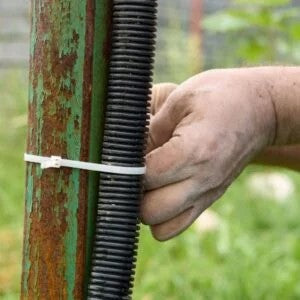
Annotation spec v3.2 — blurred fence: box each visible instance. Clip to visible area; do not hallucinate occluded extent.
[0,0,227,71]
[155,0,229,81]
[202,0,229,69]
[0,0,30,68]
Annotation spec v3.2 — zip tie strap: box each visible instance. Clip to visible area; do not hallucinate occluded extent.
[24,153,146,175]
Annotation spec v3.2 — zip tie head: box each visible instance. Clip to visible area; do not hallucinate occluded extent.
[41,156,62,169]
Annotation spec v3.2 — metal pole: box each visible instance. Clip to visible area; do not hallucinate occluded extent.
[189,0,203,36]
[188,0,203,73]
[21,1,112,298]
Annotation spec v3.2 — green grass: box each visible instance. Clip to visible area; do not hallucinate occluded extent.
[0,70,27,299]
[1,70,300,299]
[134,169,300,300]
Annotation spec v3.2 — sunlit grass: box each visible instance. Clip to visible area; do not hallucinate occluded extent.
[0,70,27,299]
[0,228,22,299]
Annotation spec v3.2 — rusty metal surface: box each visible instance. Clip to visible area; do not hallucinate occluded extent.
[21,1,112,299]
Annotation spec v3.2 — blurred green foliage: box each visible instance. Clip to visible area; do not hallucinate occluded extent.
[154,7,201,83]
[0,70,26,299]
[134,168,300,299]
[0,71,27,228]
[203,0,300,66]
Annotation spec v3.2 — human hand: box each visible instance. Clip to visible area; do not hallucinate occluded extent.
[141,69,276,241]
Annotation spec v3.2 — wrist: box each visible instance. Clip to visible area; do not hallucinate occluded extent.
[249,70,277,147]
[252,67,300,145]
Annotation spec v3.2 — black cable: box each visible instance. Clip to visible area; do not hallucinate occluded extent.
[87,1,157,299]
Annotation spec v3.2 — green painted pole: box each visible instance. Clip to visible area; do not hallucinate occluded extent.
[21,1,112,298]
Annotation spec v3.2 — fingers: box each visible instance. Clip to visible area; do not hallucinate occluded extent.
[147,187,227,241]
[145,131,193,190]
[146,122,205,190]
[150,207,197,241]
[140,179,196,225]
[150,83,178,115]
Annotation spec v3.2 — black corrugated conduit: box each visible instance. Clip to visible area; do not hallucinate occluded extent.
[87,0,157,299]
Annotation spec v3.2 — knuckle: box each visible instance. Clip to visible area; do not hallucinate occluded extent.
[167,91,194,119]
[189,136,219,165]
[205,135,220,157]
[146,129,157,153]
[140,207,151,225]
[204,168,225,190]
[151,228,165,242]
[139,199,152,225]
[211,174,225,189]
[140,196,162,226]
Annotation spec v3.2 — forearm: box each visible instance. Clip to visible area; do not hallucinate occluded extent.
[249,67,300,170]
[254,145,300,171]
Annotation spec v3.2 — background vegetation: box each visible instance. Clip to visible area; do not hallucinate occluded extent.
[1,0,300,299]
[203,0,300,68]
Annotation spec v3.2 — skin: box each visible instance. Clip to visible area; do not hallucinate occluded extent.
[141,67,300,241]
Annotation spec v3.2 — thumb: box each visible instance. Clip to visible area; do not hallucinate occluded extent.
[147,88,188,153]
[151,83,178,115]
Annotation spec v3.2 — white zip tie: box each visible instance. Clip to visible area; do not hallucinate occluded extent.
[24,153,146,175]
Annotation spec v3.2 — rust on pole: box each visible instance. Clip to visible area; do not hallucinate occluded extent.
[21,1,112,298]
[189,0,203,36]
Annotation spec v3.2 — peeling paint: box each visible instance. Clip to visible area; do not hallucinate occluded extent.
[21,0,112,299]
